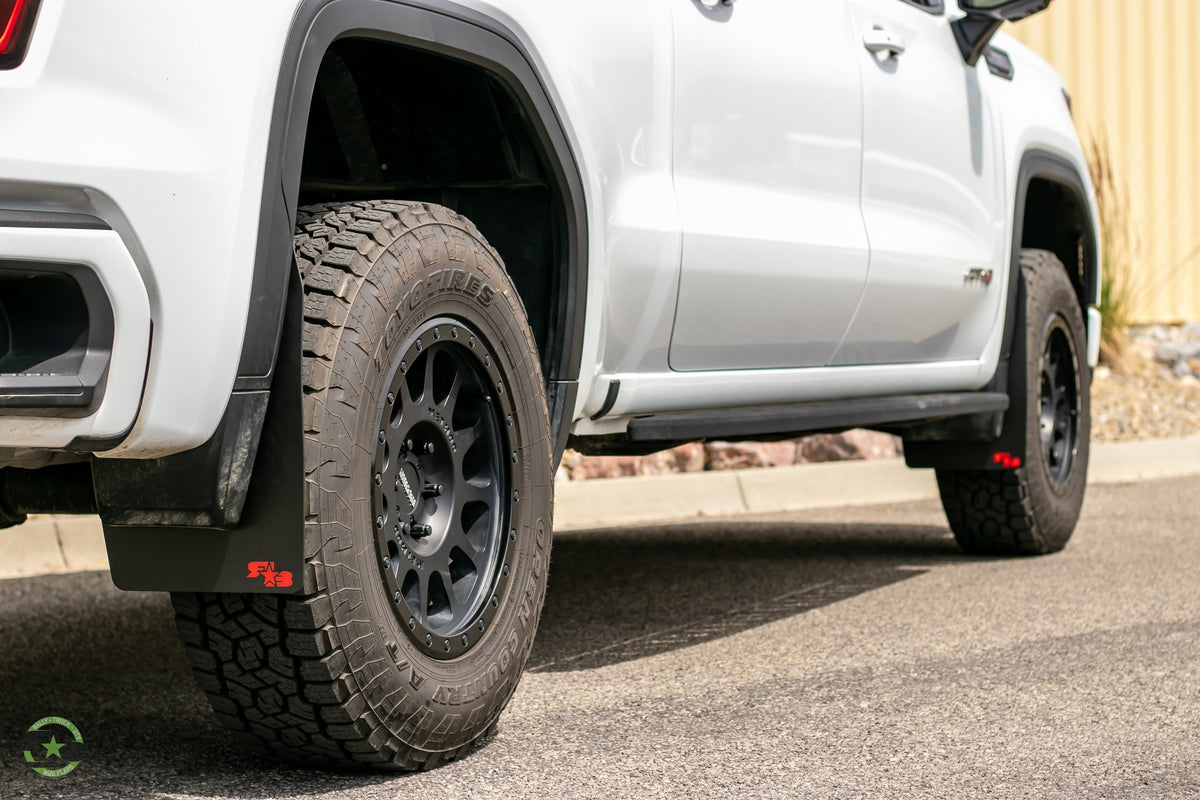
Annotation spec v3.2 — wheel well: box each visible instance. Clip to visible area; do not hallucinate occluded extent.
[297,37,571,386]
[1020,176,1096,310]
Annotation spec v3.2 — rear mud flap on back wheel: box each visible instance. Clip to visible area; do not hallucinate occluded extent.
[103,276,306,595]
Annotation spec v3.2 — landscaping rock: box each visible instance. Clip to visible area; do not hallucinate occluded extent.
[641,442,707,475]
[704,441,798,470]
[797,430,903,463]
[1154,341,1200,363]
[564,442,705,480]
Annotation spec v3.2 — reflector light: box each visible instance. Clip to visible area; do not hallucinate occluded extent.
[0,0,39,68]
[992,452,1021,469]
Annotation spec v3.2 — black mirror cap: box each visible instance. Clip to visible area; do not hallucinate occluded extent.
[953,0,1052,67]
[958,0,1051,21]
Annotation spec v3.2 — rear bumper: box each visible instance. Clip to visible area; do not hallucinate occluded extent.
[0,220,151,448]
[0,0,296,459]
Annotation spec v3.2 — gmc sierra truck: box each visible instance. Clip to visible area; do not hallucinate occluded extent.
[0,0,1098,770]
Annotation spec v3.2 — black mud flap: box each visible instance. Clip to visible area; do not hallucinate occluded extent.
[103,277,304,594]
[903,272,1030,472]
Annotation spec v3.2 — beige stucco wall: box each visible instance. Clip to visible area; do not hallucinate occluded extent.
[1011,0,1200,323]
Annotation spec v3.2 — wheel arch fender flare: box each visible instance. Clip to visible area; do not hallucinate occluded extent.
[995,148,1099,383]
[100,0,589,585]
[902,148,1097,471]
[235,0,589,443]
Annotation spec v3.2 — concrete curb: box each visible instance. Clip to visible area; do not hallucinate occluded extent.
[3,437,1199,579]
[558,435,1200,530]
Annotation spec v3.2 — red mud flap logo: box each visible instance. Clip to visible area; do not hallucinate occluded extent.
[246,561,293,588]
[992,452,1022,469]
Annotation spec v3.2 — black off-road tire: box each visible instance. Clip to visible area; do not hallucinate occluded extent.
[171,201,553,769]
[936,249,1090,556]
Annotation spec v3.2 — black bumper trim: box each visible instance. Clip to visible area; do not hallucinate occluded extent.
[0,209,109,230]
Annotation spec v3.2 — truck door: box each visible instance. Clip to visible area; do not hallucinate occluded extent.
[667,0,870,371]
[832,0,1008,366]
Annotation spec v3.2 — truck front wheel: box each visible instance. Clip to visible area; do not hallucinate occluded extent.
[172,201,553,769]
[936,249,1091,556]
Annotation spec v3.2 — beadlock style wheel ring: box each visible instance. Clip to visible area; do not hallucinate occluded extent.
[371,317,515,660]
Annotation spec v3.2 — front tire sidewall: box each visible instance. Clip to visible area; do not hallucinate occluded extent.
[1020,260,1090,550]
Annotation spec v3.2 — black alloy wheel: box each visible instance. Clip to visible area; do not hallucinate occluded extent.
[373,317,512,659]
[1038,315,1079,485]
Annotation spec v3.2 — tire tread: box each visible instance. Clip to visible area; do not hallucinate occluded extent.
[171,200,524,770]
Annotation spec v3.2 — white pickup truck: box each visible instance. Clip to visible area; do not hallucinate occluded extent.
[0,0,1098,769]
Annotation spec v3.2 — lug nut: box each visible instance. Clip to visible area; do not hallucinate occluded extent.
[424,441,435,455]
[422,482,443,498]
[411,523,433,539]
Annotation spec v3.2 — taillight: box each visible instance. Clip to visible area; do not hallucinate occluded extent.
[0,0,40,70]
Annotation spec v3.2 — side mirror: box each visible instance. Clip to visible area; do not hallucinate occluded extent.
[954,0,1052,67]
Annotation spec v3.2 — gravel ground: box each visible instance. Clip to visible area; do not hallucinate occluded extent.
[1093,338,1200,441]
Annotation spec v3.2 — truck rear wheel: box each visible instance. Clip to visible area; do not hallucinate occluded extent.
[936,249,1090,556]
[172,201,553,769]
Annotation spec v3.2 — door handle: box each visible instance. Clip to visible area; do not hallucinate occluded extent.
[862,28,906,57]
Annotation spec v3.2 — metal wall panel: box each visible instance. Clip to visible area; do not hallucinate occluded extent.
[1013,0,1200,323]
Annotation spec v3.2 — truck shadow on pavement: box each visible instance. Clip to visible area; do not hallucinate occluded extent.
[0,517,964,797]
[529,519,962,672]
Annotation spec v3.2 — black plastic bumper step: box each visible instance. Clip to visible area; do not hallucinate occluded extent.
[626,392,1009,442]
[0,375,95,409]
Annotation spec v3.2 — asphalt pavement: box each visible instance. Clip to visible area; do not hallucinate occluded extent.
[1,476,1197,799]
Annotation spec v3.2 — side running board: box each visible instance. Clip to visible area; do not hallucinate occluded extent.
[626,392,1009,443]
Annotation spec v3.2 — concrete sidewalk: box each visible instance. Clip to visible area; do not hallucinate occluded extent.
[3,436,1198,579]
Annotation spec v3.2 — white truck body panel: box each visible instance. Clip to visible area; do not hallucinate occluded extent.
[0,0,1098,454]
[668,0,871,371]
